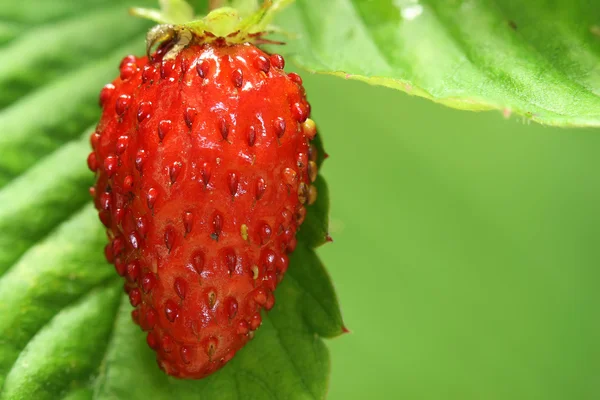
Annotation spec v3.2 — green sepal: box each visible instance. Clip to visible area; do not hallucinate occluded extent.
[131,0,292,51]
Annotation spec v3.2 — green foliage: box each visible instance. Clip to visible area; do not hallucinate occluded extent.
[0,0,342,398]
[276,0,600,127]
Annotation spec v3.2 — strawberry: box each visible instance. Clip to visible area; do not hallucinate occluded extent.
[88,3,320,379]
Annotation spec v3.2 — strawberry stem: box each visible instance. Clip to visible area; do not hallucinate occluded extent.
[130,0,293,59]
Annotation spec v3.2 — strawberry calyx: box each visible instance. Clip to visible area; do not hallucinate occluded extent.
[130,0,292,59]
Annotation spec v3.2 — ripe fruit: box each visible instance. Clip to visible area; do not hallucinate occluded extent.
[88,27,320,378]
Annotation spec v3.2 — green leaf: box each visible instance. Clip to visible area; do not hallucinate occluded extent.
[0,283,122,400]
[0,205,115,391]
[274,0,600,127]
[0,39,146,187]
[298,175,330,248]
[0,0,343,399]
[0,131,94,273]
[0,5,151,109]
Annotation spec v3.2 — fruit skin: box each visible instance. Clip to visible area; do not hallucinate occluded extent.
[89,42,318,379]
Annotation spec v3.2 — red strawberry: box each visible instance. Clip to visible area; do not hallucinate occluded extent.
[89,34,319,378]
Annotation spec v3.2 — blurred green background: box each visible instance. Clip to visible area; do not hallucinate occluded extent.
[303,74,600,399]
